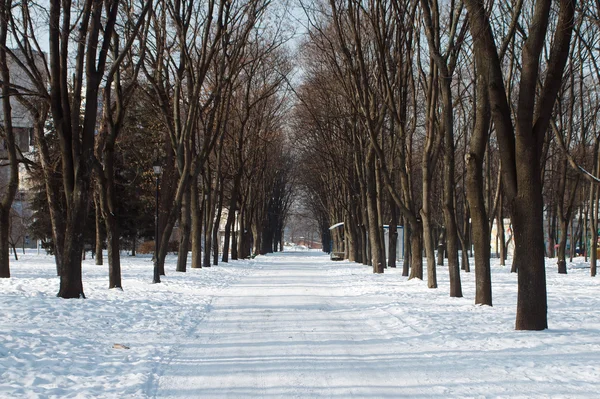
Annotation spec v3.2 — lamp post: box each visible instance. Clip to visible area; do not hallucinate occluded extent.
[153,160,162,283]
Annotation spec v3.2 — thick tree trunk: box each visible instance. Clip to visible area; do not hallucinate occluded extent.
[408,220,423,280]
[512,187,547,330]
[58,187,89,299]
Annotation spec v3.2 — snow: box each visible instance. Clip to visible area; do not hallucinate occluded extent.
[1,251,600,398]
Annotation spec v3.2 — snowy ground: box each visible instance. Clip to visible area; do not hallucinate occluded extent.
[1,250,599,398]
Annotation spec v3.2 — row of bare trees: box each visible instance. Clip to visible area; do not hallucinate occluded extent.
[0,0,294,297]
[293,0,600,330]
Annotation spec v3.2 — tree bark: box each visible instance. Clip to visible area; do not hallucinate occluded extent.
[213,180,224,265]
[466,69,492,306]
[191,177,202,269]
[388,200,398,268]
[176,185,192,272]
[366,148,384,273]
[94,193,103,265]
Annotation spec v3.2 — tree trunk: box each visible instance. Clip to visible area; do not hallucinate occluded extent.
[408,219,423,279]
[222,177,241,263]
[176,185,192,272]
[388,201,398,268]
[366,149,384,273]
[466,69,492,305]
[347,217,358,262]
[590,156,599,277]
[57,187,89,299]
[213,184,224,265]
[403,218,410,276]
[458,206,470,273]
[191,178,202,269]
[11,239,18,261]
[94,193,103,265]
[421,170,436,287]
[548,202,556,258]
[232,209,239,260]
[97,154,122,289]
[375,160,386,267]
[498,194,506,266]
[557,216,568,274]
[440,80,462,298]
[131,234,136,256]
[512,186,547,330]
[203,189,213,268]
[0,209,10,278]
[252,223,261,257]
[105,212,121,289]
[0,16,17,279]
[436,229,445,266]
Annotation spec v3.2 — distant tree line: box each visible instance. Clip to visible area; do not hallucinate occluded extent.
[2,0,599,332]
[292,0,599,330]
[0,0,295,295]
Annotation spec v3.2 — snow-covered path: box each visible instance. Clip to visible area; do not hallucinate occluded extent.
[153,251,600,398]
[154,251,405,398]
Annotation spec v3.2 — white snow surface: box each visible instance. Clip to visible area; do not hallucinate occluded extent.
[1,250,600,398]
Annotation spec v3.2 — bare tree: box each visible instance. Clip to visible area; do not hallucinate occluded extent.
[95,0,152,289]
[463,0,576,329]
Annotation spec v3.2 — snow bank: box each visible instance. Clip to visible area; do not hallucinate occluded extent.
[0,252,256,398]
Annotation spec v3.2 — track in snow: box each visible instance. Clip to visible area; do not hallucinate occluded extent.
[153,252,409,398]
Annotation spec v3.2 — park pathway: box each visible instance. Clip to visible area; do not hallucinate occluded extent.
[152,251,421,398]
